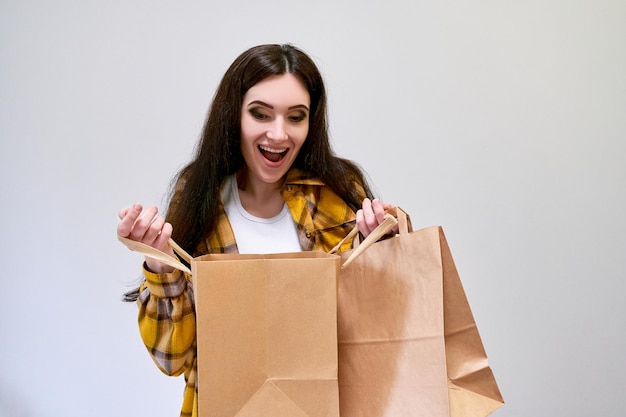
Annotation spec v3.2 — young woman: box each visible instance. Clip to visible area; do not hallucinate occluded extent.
[117,43,394,417]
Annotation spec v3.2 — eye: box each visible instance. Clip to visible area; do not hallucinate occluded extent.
[250,108,269,120]
[288,112,307,123]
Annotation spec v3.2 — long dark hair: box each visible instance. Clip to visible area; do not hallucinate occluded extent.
[165,44,374,256]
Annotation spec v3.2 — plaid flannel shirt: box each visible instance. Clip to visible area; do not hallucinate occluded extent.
[137,168,363,417]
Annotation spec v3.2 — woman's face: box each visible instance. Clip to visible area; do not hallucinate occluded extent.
[240,73,310,187]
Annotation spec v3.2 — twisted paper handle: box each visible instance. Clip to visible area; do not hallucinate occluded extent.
[117,235,192,274]
[118,208,407,272]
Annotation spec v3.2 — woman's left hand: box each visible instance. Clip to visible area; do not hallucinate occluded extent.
[356,198,398,238]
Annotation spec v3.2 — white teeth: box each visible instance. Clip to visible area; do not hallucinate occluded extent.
[259,146,287,154]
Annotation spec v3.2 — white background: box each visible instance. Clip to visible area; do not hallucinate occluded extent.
[1,1,624,416]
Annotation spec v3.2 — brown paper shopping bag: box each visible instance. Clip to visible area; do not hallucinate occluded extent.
[335,208,504,417]
[117,235,342,417]
[192,252,341,417]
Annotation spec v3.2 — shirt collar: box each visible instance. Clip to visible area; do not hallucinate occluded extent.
[284,168,325,186]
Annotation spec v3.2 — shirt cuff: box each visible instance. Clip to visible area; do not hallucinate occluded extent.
[142,263,188,298]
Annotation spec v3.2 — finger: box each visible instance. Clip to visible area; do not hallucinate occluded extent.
[118,203,143,220]
[361,198,378,231]
[153,222,174,253]
[129,206,159,241]
[144,222,175,273]
[117,204,143,237]
[355,208,365,233]
[118,207,129,220]
[381,202,399,233]
[380,202,399,234]
[358,198,378,236]
[143,216,166,245]
[371,199,387,224]
[356,208,373,238]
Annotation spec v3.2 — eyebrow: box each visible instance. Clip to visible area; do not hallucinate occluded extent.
[247,100,309,111]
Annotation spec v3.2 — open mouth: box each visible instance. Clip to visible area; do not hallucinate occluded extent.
[259,145,288,163]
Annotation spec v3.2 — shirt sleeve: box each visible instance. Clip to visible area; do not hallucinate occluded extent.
[136,264,196,377]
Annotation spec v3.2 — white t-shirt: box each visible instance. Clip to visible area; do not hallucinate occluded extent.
[221,175,302,254]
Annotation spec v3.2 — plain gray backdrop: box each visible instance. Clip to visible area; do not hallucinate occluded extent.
[1,1,624,416]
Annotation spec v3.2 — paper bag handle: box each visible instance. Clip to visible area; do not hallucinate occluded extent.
[340,214,398,268]
[385,206,412,235]
[118,207,409,273]
[117,235,193,274]
[331,207,412,269]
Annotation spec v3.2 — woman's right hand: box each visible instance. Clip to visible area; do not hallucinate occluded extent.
[117,204,176,274]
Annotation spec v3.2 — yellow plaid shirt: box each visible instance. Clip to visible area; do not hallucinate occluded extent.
[137,169,363,417]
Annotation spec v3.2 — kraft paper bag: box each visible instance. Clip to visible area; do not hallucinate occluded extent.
[193,252,341,417]
[116,237,342,417]
[336,208,504,417]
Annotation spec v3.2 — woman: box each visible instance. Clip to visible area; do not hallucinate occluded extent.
[118,43,394,417]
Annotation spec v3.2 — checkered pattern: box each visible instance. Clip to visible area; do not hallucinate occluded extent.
[137,168,363,417]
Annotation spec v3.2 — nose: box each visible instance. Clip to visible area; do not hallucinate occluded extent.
[266,118,288,141]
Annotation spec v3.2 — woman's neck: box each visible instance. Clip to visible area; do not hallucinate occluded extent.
[236,171,286,218]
